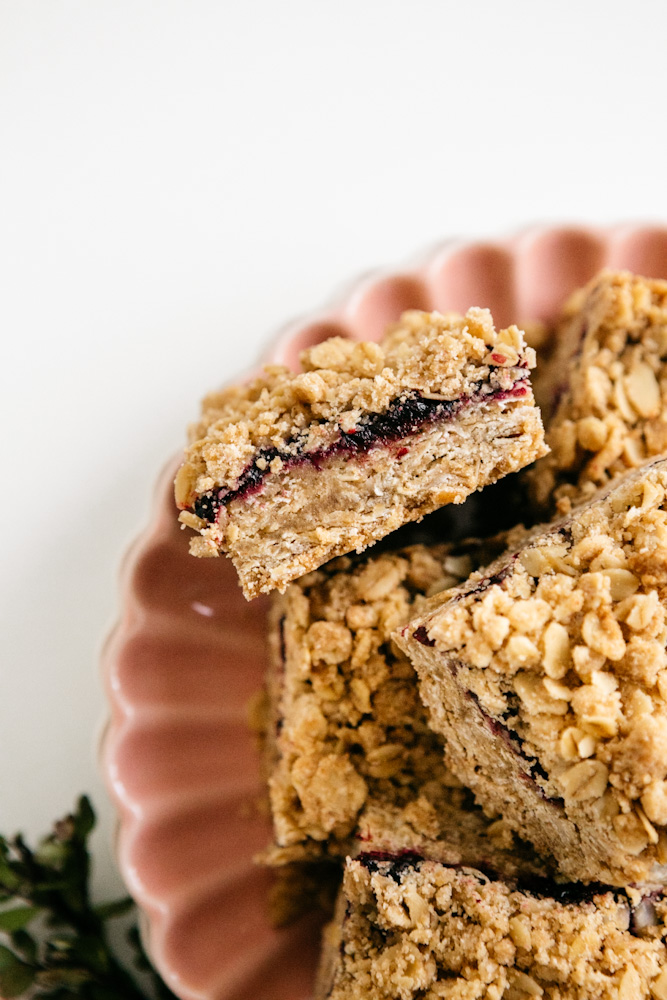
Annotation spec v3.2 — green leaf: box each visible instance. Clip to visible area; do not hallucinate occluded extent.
[10,929,37,964]
[0,944,35,998]
[0,798,179,999]
[94,897,134,921]
[0,857,20,892]
[32,878,70,895]
[67,933,110,975]
[34,839,70,871]
[72,797,96,842]
[0,906,41,932]
[60,883,88,917]
[45,934,74,955]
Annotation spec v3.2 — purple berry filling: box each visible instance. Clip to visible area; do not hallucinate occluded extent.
[190,383,529,522]
[275,615,286,736]
[460,557,517,598]
[358,851,427,882]
[413,622,562,803]
[413,626,435,647]
[463,687,562,806]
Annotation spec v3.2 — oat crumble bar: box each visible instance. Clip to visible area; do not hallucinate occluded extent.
[317,856,667,1000]
[530,270,667,515]
[397,458,667,886]
[260,537,543,873]
[175,308,546,598]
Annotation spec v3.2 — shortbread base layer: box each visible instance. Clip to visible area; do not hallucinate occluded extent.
[223,399,544,598]
[316,857,667,1000]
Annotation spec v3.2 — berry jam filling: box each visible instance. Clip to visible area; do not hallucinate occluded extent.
[190,383,529,522]
[464,688,563,806]
[516,876,623,906]
[462,558,517,598]
[359,851,426,882]
[413,626,435,647]
[275,615,286,736]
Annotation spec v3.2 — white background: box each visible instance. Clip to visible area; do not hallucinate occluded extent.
[1,0,666,927]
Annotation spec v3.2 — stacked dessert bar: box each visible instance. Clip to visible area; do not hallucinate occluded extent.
[178,272,667,998]
[176,307,546,598]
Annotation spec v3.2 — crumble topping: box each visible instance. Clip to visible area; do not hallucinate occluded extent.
[175,308,535,508]
[266,540,508,850]
[531,270,667,514]
[324,858,667,1000]
[412,461,667,859]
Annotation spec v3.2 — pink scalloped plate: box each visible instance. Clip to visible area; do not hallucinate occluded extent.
[101,223,667,1000]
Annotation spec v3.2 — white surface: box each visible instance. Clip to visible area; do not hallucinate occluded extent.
[1,0,666,918]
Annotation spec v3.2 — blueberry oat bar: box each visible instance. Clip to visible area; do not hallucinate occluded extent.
[530,270,667,516]
[397,458,667,885]
[261,537,528,869]
[317,855,667,1000]
[175,308,546,598]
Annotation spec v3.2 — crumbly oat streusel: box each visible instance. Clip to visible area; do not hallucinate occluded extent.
[261,538,536,870]
[317,858,667,1000]
[530,270,667,515]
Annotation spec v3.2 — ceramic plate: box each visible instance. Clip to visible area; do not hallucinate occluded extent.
[101,223,667,1000]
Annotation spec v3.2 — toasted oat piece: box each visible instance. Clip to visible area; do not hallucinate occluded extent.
[260,538,538,872]
[317,856,667,1000]
[397,458,667,886]
[530,270,667,515]
[175,308,546,598]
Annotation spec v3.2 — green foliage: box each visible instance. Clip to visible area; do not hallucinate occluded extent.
[0,797,178,999]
